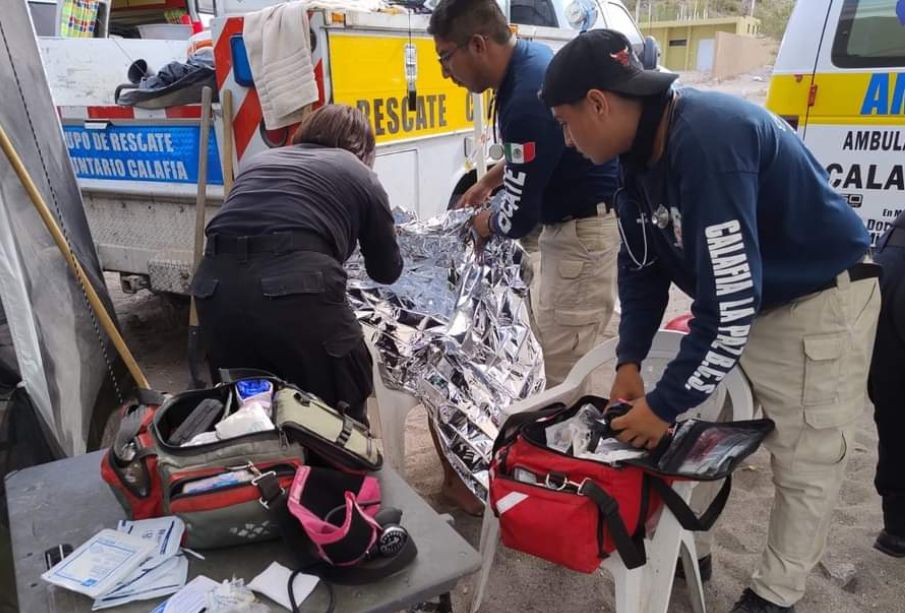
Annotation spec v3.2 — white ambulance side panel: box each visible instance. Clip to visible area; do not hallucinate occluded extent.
[814,126,905,244]
[807,0,905,245]
[374,148,419,213]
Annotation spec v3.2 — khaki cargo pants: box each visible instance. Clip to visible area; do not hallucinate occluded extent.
[527,206,619,387]
[692,270,880,607]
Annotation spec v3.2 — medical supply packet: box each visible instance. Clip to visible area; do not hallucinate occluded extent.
[90,517,188,609]
[41,528,155,598]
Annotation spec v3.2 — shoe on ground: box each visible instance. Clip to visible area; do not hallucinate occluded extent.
[874,529,905,558]
[730,589,795,613]
[674,553,712,582]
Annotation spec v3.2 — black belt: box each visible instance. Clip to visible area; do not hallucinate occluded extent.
[815,261,881,293]
[206,231,335,259]
[550,202,613,225]
[572,208,601,221]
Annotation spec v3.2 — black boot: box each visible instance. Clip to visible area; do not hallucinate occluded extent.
[730,589,795,613]
[674,554,712,582]
[874,529,905,558]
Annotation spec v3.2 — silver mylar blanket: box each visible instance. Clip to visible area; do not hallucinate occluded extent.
[346,208,545,500]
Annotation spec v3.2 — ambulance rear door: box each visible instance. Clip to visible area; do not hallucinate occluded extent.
[803,0,905,245]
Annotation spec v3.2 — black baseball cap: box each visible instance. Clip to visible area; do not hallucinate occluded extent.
[540,29,678,106]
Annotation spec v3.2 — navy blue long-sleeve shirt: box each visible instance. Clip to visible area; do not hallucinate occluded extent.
[490,40,619,238]
[616,88,870,422]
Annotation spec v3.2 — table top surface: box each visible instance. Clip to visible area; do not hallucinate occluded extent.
[5,450,480,613]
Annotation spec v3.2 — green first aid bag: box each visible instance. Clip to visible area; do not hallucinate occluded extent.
[101,370,382,549]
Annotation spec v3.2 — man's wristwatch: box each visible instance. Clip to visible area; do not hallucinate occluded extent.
[615,361,641,372]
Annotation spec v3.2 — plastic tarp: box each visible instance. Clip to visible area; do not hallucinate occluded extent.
[0,1,125,458]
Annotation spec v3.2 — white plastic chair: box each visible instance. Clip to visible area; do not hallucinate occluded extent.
[365,334,421,475]
[469,330,755,613]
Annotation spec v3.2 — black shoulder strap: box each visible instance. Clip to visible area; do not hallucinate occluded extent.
[134,388,166,406]
[648,476,732,532]
[580,480,647,570]
[336,416,354,447]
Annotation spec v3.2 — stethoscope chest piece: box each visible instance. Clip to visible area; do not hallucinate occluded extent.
[653,204,670,229]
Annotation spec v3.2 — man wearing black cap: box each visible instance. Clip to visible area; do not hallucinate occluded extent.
[540,29,881,613]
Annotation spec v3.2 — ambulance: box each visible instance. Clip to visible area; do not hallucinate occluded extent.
[766,0,905,247]
[31,0,656,294]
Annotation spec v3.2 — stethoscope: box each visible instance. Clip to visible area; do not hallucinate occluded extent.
[615,186,653,271]
[487,90,673,271]
[615,179,674,271]
[614,91,686,270]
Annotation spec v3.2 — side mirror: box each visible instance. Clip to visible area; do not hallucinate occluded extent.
[640,35,660,70]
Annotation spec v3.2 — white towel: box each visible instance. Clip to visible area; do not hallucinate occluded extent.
[243,1,318,131]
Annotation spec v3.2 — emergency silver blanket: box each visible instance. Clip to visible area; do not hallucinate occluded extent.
[347,209,545,500]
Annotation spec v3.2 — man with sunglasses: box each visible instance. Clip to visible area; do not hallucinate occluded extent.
[427,0,620,513]
[429,0,620,384]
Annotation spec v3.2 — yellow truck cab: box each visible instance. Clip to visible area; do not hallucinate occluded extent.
[767,0,905,247]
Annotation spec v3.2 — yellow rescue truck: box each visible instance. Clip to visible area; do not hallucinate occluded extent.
[767,0,905,247]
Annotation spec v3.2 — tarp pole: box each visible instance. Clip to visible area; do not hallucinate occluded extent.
[221,88,235,194]
[188,86,213,388]
[472,93,487,180]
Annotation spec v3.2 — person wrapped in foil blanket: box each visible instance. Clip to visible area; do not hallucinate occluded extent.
[346,207,545,501]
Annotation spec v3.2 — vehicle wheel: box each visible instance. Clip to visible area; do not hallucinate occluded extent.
[447,192,464,210]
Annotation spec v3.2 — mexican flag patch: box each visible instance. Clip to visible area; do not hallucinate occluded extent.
[503,142,536,164]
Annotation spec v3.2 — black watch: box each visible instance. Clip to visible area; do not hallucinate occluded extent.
[615,361,641,372]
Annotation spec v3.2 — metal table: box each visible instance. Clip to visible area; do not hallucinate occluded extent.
[6,450,480,612]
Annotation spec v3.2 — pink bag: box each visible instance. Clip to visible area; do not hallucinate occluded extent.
[286,466,382,566]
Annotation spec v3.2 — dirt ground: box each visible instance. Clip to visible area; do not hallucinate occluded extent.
[90,67,904,612]
[677,66,773,107]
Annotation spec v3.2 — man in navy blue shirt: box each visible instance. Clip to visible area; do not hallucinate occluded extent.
[427,0,620,512]
[541,30,881,612]
[429,0,620,384]
[868,210,905,558]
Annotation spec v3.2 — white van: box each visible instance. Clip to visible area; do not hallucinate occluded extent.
[766,0,905,247]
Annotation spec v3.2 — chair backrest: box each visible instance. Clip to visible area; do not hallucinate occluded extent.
[504,330,755,423]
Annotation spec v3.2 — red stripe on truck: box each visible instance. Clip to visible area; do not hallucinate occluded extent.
[314,59,325,108]
[214,17,243,89]
[165,106,202,119]
[234,87,261,159]
[87,106,135,119]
